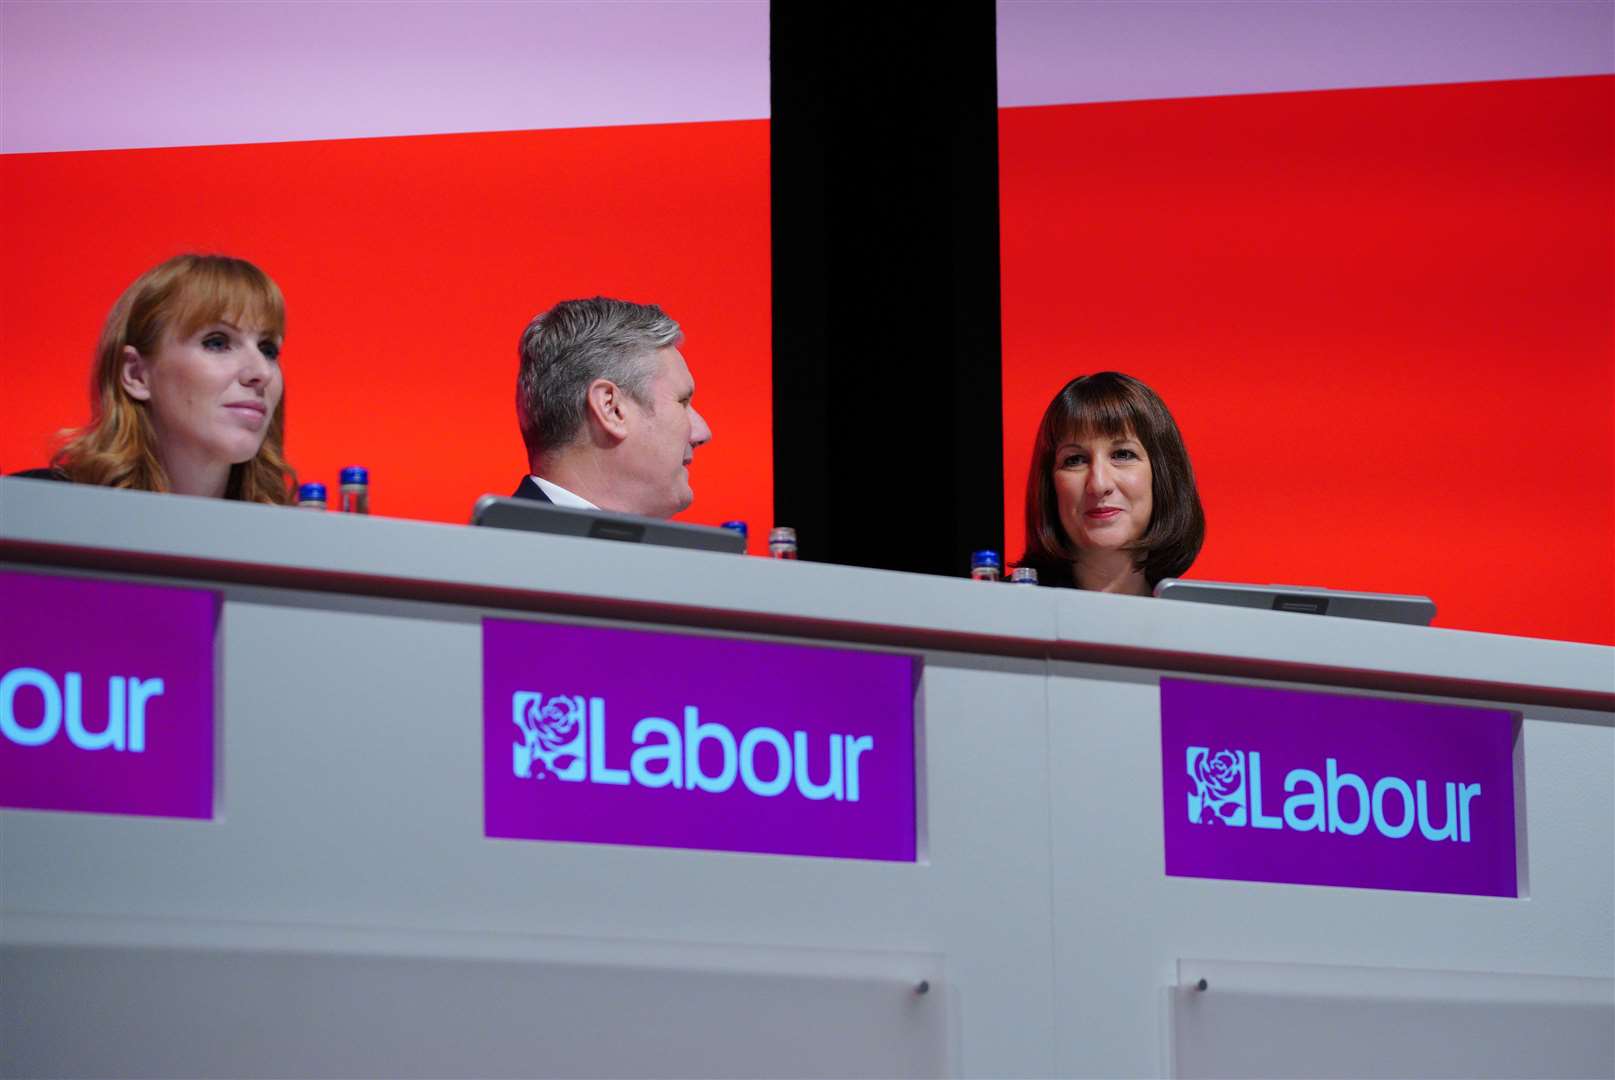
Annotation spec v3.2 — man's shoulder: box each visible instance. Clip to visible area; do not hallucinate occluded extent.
[511,476,552,502]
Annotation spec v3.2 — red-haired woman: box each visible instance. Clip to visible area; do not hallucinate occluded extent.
[14,253,294,502]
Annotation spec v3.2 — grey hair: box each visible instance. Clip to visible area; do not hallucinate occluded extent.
[516,296,683,456]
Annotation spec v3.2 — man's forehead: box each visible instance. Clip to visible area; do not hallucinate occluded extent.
[655,345,694,389]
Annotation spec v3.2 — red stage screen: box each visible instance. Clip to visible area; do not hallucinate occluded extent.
[1,120,772,546]
[1000,76,1613,644]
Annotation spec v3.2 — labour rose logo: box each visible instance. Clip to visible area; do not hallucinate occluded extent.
[1187,747,1248,826]
[512,693,587,781]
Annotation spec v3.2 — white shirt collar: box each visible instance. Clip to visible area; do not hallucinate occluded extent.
[530,475,598,510]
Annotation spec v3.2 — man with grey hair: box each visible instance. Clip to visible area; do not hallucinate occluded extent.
[513,297,712,518]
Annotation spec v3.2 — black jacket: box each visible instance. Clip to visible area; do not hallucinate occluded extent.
[9,467,70,482]
[511,476,553,502]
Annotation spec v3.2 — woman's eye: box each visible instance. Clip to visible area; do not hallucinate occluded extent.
[1114,449,1138,460]
[1060,453,1087,468]
[259,341,281,361]
[201,334,229,351]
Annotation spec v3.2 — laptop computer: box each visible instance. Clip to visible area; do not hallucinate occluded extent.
[1153,579,1436,626]
[470,495,745,555]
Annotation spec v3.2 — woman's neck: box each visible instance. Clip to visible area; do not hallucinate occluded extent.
[159,445,231,498]
[1073,550,1151,596]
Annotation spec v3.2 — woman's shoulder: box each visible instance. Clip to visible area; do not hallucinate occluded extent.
[8,467,72,482]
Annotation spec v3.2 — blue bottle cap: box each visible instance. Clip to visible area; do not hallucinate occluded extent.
[720,520,748,538]
[970,550,1001,569]
[340,466,369,485]
[298,482,327,502]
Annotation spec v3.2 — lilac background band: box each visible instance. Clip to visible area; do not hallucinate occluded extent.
[0,570,217,819]
[484,619,918,861]
[998,0,1615,107]
[0,0,769,154]
[1160,677,1519,898]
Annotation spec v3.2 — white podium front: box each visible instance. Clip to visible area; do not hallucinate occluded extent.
[2,479,1610,1078]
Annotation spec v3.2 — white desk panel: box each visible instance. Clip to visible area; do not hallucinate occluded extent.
[2,480,1610,1078]
[1045,660,1614,1078]
[0,568,1056,1077]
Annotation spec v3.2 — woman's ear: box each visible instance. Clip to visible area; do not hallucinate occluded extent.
[119,345,153,402]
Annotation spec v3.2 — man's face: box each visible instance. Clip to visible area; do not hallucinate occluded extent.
[619,346,712,517]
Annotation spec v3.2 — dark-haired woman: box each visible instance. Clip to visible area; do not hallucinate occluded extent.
[1019,371,1205,595]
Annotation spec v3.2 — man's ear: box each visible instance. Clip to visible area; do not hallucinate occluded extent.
[584,378,631,443]
[119,345,153,402]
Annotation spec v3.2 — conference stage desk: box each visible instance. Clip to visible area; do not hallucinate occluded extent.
[2,479,1611,1078]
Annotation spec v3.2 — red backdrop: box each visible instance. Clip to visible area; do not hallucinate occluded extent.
[1000,75,1614,645]
[0,120,773,548]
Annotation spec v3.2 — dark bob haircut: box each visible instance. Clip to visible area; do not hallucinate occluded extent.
[1019,371,1205,588]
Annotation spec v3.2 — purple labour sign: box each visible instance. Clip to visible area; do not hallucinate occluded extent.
[1161,677,1520,898]
[483,618,918,860]
[1,570,217,819]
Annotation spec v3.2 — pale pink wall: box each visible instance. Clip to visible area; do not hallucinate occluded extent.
[1,0,769,153]
[998,0,1614,106]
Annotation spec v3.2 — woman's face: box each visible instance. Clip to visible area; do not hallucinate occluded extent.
[121,318,284,472]
[1053,427,1154,553]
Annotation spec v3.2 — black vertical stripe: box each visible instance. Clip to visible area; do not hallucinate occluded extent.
[771,3,1005,577]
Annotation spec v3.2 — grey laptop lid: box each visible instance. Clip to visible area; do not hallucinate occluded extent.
[470,495,745,555]
[1153,579,1436,626]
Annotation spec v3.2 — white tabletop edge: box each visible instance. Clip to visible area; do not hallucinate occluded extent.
[3,478,1610,708]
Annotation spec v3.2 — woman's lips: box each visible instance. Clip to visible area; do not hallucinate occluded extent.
[223,401,267,427]
[1084,506,1122,520]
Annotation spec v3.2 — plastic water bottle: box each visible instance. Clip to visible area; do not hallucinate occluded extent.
[720,520,748,544]
[769,526,798,559]
[339,466,370,514]
[1010,566,1039,586]
[970,550,1002,581]
[296,482,327,510]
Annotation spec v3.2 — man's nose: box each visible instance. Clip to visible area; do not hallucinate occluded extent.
[690,407,712,447]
